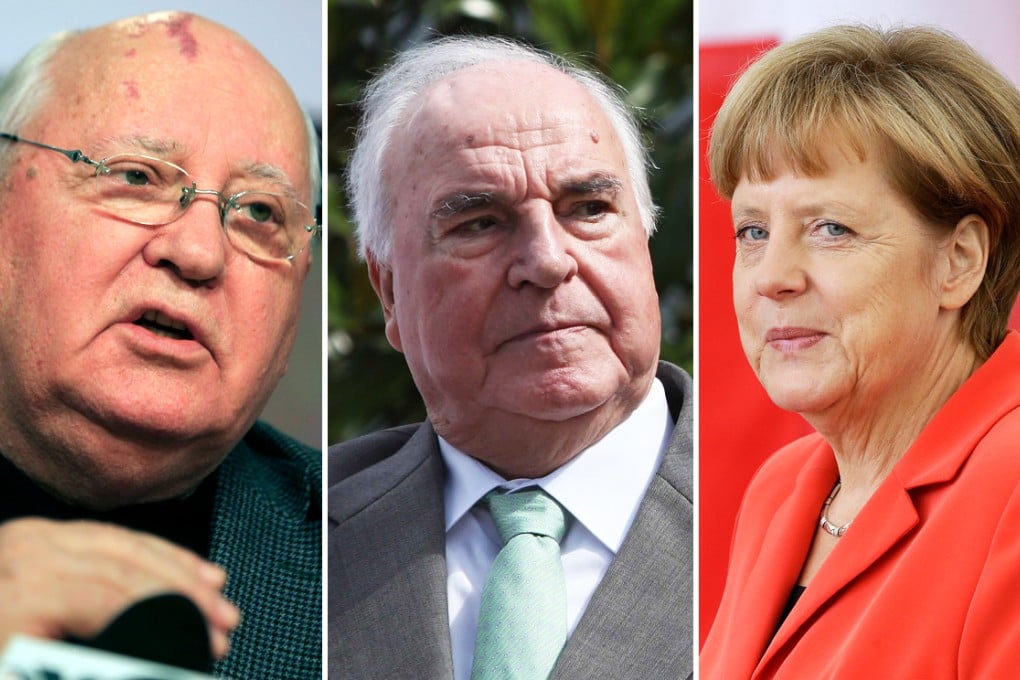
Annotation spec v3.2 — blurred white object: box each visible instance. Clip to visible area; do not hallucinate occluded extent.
[0,635,219,680]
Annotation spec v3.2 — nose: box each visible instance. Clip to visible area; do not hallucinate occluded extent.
[506,203,578,289]
[751,234,807,300]
[141,194,227,285]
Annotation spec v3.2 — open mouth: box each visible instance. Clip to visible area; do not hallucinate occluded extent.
[133,310,194,341]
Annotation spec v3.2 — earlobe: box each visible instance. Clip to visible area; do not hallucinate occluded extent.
[940,214,990,311]
[367,254,404,353]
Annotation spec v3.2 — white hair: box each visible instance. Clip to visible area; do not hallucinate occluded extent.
[0,29,321,211]
[347,35,659,263]
[0,31,72,175]
[303,111,322,215]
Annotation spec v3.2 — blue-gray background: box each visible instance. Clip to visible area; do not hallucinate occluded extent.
[1,1,323,447]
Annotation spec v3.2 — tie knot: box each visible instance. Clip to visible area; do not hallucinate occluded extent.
[485,488,566,544]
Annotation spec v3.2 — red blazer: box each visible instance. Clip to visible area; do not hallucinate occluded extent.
[701,331,1020,679]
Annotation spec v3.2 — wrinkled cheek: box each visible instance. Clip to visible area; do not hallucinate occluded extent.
[266,301,302,376]
[735,320,761,371]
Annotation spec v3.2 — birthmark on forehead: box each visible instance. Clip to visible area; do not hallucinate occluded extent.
[122,80,140,99]
[166,15,199,60]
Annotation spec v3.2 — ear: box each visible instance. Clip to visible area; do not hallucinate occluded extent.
[367,253,404,353]
[940,214,989,311]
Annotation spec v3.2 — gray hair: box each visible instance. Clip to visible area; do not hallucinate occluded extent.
[0,30,321,212]
[0,31,72,176]
[303,111,322,216]
[347,35,658,263]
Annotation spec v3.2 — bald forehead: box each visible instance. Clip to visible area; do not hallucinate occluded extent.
[417,61,604,131]
[26,12,312,202]
[397,61,620,163]
[50,13,276,95]
[380,59,633,226]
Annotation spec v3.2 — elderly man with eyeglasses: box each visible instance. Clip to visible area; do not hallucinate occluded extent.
[0,12,320,678]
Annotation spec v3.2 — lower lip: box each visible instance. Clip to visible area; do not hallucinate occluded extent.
[114,322,209,364]
[767,333,825,353]
[506,326,587,346]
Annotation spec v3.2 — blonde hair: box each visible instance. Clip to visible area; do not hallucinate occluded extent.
[709,25,1020,358]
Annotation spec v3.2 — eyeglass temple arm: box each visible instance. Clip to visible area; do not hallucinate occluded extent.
[0,132,108,173]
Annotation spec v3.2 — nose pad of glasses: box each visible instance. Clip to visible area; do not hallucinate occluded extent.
[179,183,197,210]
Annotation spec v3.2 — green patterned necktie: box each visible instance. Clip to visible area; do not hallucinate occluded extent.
[470,488,568,680]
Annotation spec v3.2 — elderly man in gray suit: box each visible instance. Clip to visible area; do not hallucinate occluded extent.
[329,35,692,680]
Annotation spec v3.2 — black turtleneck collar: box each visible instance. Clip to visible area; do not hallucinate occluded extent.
[0,452,218,558]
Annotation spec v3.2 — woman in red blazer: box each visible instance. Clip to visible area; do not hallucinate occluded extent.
[701,25,1020,678]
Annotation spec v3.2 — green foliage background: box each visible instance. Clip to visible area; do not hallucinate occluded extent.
[328,0,692,443]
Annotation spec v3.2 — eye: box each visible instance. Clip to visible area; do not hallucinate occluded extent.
[735,225,768,241]
[97,156,182,191]
[572,201,609,220]
[244,200,276,223]
[105,163,160,186]
[86,156,185,212]
[233,194,286,227]
[123,168,150,186]
[820,222,849,237]
[453,216,499,234]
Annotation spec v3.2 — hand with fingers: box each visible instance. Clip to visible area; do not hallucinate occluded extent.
[0,517,240,659]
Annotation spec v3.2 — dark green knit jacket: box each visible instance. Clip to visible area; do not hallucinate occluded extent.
[211,421,321,679]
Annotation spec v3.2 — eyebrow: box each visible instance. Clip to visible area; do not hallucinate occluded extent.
[429,173,625,218]
[92,136,300,193]
[430,192,496,219]
[732,200,864,223]
[240,160,300,199]
[95,135,187,157]
[731,205,766,222]
[558,173,624,196]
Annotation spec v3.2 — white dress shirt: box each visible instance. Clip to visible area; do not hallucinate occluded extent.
[439,378,674,679]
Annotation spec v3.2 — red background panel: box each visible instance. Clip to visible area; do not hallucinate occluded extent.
[698,39,812,641]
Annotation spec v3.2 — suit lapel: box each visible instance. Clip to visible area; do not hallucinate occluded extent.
[553,473,691,679]
[553,362,694,679]
[328,424,455,679]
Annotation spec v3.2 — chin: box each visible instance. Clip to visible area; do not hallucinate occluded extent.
[501,369,629,422]
[64,379,247,445]
[760,377,839,415]
[68,459,214,508]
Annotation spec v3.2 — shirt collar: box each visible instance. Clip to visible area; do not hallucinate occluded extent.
[439,378,673,553]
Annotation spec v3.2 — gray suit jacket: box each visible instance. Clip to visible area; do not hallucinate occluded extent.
[327,362,693,679]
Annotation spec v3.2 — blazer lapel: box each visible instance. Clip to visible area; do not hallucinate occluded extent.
[328,424,454,679]
[760,475,918,674]
[756,365,1012,674]
[764,339,1020,671]
[553,362,694,679]
[721,447,836,674]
